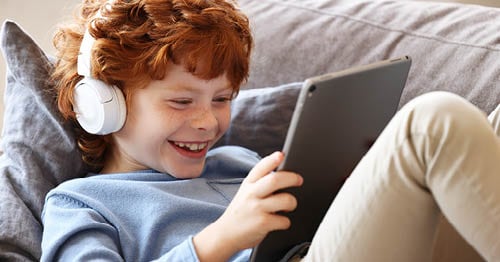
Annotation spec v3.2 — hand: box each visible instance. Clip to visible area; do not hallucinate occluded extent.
[193,151,303,261]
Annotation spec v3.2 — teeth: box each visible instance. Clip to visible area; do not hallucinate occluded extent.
[174,142,207,151]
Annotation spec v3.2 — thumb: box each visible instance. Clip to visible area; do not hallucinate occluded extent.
[245,151,284,183]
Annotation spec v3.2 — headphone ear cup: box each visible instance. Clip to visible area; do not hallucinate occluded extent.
[73,77,126,135]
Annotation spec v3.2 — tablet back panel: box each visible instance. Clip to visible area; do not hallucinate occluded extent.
[250,57,412,262]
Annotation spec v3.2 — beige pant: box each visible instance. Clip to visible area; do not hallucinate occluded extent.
[304,91,500,261]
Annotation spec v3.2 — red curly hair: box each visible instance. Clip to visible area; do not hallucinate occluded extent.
[51,0,253,171]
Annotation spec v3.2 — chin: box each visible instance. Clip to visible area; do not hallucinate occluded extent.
[173,172,203,179]
[157,152,208,179]
[167,165,205,179]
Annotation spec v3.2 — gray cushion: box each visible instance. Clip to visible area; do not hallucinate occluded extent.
[0,20,89,260]
[217,82,302,157]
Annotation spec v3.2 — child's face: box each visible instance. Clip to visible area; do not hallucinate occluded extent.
[107,63,233,178]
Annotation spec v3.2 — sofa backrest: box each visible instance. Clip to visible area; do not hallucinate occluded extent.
[239,0,500,113]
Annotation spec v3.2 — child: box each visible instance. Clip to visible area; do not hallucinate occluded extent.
[43,0,302,261]
[42,0,500,261]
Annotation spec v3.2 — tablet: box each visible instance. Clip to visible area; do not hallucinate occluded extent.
[250,56,412,261]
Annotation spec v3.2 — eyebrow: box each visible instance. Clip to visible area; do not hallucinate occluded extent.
[167,83,233,93]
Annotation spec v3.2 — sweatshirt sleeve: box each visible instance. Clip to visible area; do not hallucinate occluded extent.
[152,236,200,262]
[41,194,201,262]
[41,194,124,261]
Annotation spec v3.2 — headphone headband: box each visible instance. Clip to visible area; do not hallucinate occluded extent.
[77,30,95,77]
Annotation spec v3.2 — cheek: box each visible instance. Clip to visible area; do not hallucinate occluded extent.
[218,107,232,133]
[131,96,173,127]
[120,100,169,140]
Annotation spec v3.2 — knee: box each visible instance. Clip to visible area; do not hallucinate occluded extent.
[407,91,475,116]
[401,91,489,136]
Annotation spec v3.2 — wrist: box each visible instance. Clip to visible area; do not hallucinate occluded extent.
[193,222,239,262]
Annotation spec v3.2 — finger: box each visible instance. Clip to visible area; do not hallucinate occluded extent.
[259,192,298,213]
[254,171,303,198]
[263,213,292,232]
[245,151,284,183]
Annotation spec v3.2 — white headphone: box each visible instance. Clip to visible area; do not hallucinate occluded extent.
[74,17,126,135]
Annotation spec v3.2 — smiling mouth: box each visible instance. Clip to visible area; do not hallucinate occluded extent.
[171,141,209,153]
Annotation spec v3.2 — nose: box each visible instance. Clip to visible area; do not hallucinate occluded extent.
[190,107,219,131]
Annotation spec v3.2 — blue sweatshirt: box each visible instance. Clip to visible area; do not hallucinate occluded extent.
[41,146,260,261]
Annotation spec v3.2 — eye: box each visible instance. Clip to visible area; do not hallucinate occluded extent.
[167,98,192,109]
[213,96,232,103]
[172,99,192,105]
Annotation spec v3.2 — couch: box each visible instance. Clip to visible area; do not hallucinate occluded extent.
[1,0,498,260]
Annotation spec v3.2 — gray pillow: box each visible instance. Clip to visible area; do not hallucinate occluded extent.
[216,82,302,157]
[0,20,89,261]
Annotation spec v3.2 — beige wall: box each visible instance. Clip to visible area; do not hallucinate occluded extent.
[0,0,499,131]
[0,0,80,131]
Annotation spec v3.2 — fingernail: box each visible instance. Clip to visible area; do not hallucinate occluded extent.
[274,151,283,161]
